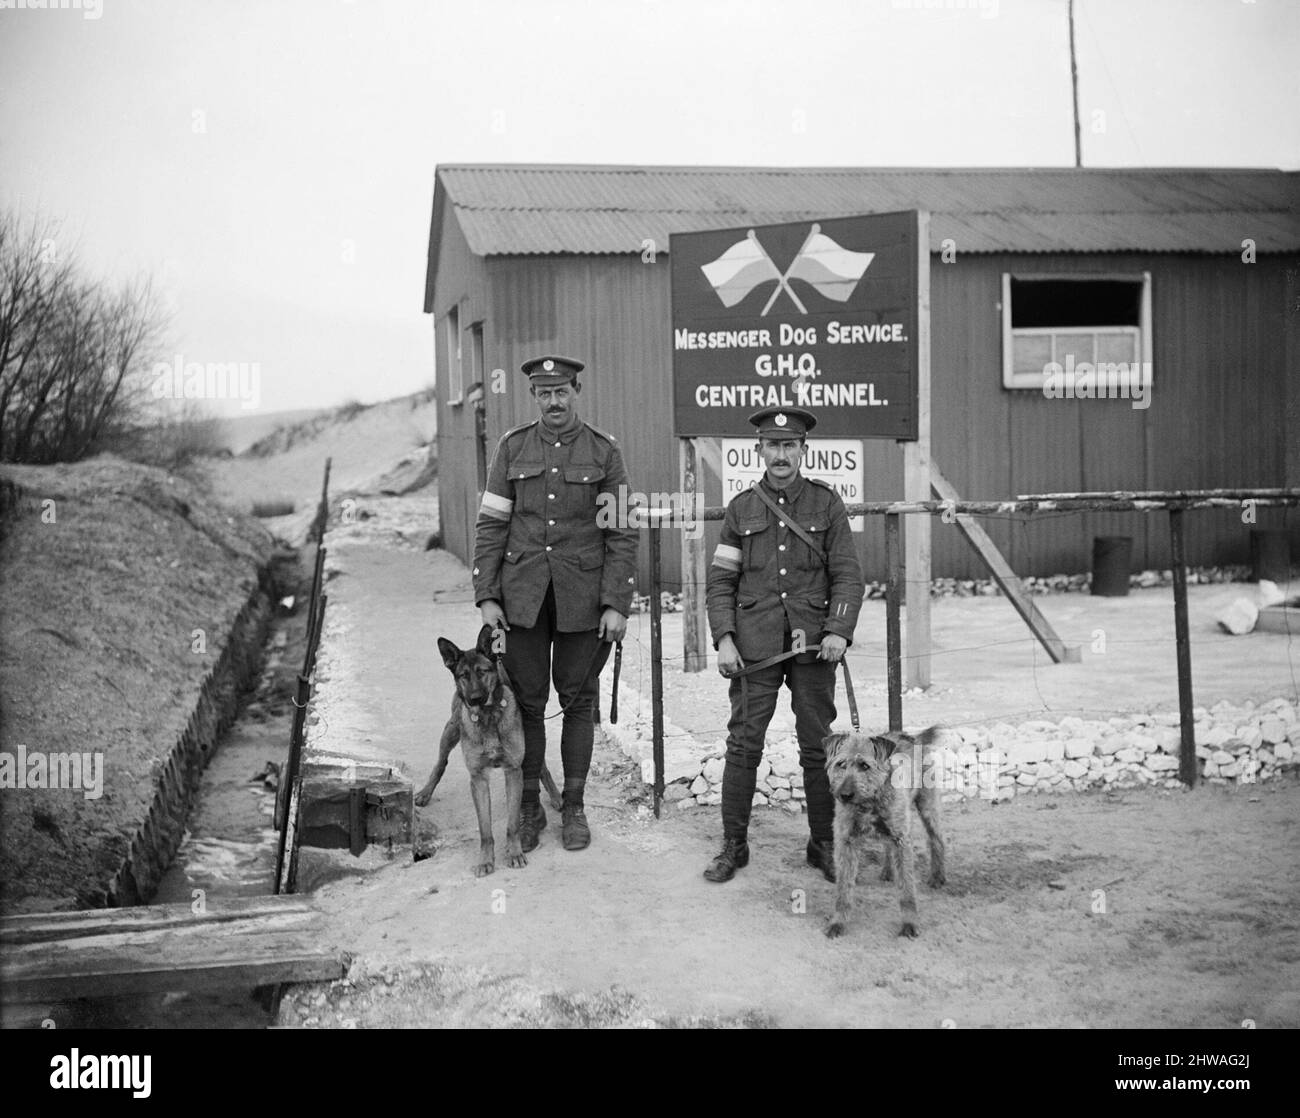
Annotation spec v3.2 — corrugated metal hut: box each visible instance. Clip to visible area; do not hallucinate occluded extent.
[422,164,1299,588]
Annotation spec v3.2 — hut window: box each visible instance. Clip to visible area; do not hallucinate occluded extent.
[1001,273,1152,393]
[444,305,464,404]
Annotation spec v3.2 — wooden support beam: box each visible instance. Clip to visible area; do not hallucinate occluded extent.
[931,466,1082,664]
[680,437,709,672]
[902,209,932,690]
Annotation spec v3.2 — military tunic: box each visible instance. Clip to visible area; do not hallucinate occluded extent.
[706,473,863,662]
[473,418,638,631]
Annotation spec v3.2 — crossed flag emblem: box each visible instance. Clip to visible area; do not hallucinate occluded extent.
[700,224,875,315]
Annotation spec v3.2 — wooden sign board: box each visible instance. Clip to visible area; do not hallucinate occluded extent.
[670,211,921,440]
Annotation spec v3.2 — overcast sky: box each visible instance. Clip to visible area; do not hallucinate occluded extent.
[1,0,1296,416]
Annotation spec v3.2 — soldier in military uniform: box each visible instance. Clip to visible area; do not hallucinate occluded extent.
[703,407,864,883]
[472,355,638,852]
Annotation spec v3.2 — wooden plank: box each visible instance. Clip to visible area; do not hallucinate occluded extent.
[680,438,708,672]
[931,465,1082,663]
[902,210,932,689]
[1,895,316,946]
[2,922,345,1002]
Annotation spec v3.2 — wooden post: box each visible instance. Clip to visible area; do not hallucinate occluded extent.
[680,438,708,672]
[902,210,932,689]
[885,513,903,732]
[1169,508,1197,787]
[648,513,666,818]
[274,672,311,890]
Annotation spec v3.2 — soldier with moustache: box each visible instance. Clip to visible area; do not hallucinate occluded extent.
[472,356,638,852]
[703,407,864,883]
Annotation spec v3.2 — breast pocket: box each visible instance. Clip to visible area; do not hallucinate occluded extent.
[506,462,545,513]
[562,465,605,518]
[737,514,772,570]
[795,513,831,570]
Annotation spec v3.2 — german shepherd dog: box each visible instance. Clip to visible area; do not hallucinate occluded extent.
[823,728,947,939]
[415,625,560,877]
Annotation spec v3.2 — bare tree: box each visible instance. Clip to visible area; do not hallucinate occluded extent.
[0,212,76,458]
[0,210,166,464]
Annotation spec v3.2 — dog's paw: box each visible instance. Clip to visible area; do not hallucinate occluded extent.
[898,921,919,939]
[880,865,894,883]
[473,861,496,878]
[927,870,946,888]
[824,918,847,939]
[505,851,527,869]
[414,789,433,808]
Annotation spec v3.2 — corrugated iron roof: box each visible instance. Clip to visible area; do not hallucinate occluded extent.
[432,164,1300,257]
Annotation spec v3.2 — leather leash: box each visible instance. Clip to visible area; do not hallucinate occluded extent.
[729,644,860,732]
[493,628,620,723]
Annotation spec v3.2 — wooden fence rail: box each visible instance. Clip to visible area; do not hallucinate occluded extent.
[641,488,1299,812]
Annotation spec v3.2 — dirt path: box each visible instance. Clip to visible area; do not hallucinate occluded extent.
[285,520,1300,1029]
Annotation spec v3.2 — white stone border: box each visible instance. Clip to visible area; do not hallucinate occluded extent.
[607,693,1300,811]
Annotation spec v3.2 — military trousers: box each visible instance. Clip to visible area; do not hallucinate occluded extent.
[502,582,611,798]
[720,629,837,842]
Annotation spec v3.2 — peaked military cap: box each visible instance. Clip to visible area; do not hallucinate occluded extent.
[521,354,585,385]
[749,406,817,438]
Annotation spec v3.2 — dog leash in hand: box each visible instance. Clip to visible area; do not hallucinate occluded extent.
[494,629,622,723]
[729,645,860,732]
[609,641,622,724]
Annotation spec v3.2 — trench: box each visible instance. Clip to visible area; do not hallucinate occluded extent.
[48,546,314,1028]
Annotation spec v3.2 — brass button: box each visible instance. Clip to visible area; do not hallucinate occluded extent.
[548,494,556,500]
[546,546,553,552]
[779,568,787,575]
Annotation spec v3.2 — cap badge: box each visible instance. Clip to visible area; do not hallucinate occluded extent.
[542,359,555,371]
[774,413,787,427]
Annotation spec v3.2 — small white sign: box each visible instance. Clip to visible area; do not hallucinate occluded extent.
[721,438,865,532]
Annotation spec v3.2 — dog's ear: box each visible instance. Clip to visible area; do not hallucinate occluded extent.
[437,637,461,671]
[476,624,497,658]
[870,735,899,764]
[823,732,848,761]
